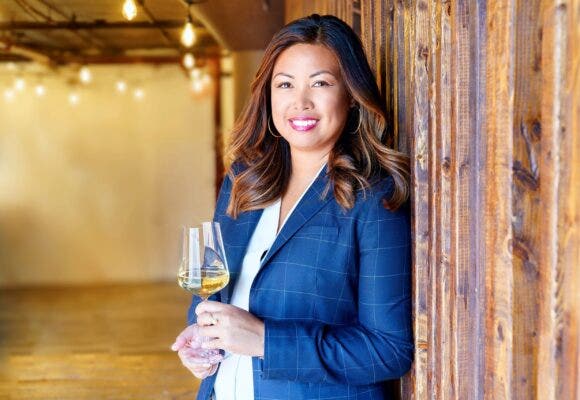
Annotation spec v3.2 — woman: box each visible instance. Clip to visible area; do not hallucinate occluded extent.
[172,14,413,400]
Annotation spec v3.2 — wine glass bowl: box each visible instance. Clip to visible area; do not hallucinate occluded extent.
[178,221,230,300]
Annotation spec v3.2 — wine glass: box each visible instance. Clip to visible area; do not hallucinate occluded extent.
[178,221,230,357]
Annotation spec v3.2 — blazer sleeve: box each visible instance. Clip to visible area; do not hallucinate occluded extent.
[186,171,233,326]
[260,179,414,385]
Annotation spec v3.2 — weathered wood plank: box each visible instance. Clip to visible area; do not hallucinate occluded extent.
[408,0,432,398]
[511,0,543,398]
[450,1,479,398]
[537,1,580,399]
[560,2,580,397]
[484,0,516,399]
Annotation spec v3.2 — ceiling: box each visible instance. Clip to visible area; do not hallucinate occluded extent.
[0,0,284,66]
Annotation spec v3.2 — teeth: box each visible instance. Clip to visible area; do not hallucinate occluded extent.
[292,119,317,127]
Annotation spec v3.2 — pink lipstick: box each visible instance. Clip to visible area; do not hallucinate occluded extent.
[289,117,319,132]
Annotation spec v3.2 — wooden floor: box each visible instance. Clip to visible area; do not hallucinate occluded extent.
[0,283,200,399]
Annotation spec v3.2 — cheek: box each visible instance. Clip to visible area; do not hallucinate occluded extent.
[270,93,286,120]
[325,97,350,127]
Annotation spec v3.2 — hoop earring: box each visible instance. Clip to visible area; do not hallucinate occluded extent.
[268,117,282,138]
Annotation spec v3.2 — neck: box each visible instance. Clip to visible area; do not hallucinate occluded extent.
[290,150,329,180]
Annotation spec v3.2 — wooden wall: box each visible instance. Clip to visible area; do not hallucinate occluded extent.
[284,1,579,399]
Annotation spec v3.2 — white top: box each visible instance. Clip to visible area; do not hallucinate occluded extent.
[214,163,325,400]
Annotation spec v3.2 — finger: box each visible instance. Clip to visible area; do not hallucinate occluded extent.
[197,312,219,327]
[190,363,218,379]
[180,347,223,364]
[171,324,198,351]
[195,300,229,316]
[201,337,224,352]
[197,324,222,339]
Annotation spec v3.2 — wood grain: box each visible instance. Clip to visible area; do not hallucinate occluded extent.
[0,284,199,399]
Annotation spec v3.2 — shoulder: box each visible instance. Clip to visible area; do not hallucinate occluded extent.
[351,174,409,220]
[355,174,395,207]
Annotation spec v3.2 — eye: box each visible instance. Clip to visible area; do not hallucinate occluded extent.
[313,80,331,87]
[275,81,292,88]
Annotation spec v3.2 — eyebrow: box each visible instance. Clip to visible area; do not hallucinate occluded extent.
[273,70,337,79]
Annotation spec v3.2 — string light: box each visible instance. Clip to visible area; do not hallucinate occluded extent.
[35,84,46,97]
[4,88,15,102]
[180,13,196,47]
[69,92,80,106]
[122,0,138,21]
[14,77,26,91]
[182,53,195,69]
[189,68,202,81]
[116,80,127,93]
[190,68,211,94]
[79,66,92,84]
[133,87,145,100]
[191,79,203,93]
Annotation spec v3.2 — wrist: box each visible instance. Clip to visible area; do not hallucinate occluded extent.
[258,320,265,357]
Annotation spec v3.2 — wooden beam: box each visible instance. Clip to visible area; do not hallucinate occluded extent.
[0,20,202,30]
[0,39,52,65]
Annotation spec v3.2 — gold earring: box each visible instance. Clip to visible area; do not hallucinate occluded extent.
[268,117,282,138]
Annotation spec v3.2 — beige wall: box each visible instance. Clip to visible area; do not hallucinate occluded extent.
[0,65,215,286]
[232,50,263,118]
[219,51,263,164]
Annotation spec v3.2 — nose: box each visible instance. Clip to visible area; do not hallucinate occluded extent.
[293,86,314,110]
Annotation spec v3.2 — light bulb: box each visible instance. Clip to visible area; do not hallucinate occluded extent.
[69,92,80,105]
[182,53,195,69]
[14,78,25,91]
[79,66,92,84]
[35,84,46,97]
[4,88,15,102]
[116,80,127,93]
[190,68,202,81]
[191,79,203,94]
[180,18,196,47]
[133,88,144,100]
[122,0,137,21]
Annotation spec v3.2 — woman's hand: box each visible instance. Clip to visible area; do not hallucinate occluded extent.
[171,324,223,379]
[195,301,265,357]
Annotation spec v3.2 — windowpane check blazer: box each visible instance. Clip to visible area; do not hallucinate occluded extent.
[187,164,414,400]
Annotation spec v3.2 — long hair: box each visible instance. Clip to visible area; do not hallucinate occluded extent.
[226,14,410,218]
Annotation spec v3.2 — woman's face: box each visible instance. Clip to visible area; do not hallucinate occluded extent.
[270,43,351,160]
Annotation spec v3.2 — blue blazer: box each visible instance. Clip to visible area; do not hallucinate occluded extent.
[188,164,413,400]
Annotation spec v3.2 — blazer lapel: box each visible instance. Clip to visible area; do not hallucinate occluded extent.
[219,208,262,304]
[260,166,333,267]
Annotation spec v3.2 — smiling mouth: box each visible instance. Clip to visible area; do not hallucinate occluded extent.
[289,118,318,131]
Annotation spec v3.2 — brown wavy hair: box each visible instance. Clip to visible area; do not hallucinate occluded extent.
[226,14,409,218]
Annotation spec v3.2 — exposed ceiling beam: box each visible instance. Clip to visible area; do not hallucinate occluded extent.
[0,20,203,31]
[140,4,180,49]
[0,39,52,65]
[12,0,107,49]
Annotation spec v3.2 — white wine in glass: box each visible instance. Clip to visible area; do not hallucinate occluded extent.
[178,222,230,359]
[178,222,230,301]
